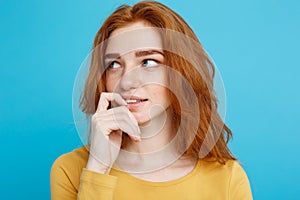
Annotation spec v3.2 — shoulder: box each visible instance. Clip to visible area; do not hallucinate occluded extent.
[51,146,89,170]
[226,160,252,199]
[199,159,252,199]
[193,159,252,199]
[198,159,247,176]
[50,146,90,191]
[197,159,251,188]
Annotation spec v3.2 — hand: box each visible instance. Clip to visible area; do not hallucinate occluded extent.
[86,92,141,174]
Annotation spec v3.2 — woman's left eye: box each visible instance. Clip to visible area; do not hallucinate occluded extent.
[142,59,159,68]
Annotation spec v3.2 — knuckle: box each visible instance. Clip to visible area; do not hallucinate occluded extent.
[100,92,108,99]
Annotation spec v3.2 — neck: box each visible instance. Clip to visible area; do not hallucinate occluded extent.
[117,108,193,173]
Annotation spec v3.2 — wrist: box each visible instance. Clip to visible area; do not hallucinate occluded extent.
[86,157,111,174]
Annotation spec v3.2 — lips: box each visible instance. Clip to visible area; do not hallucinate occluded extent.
[122,96,148,109]
[125,99,148,104]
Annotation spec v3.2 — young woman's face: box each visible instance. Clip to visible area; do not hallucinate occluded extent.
[104,21,171,125]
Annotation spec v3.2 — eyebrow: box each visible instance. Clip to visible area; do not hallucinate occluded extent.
[135,50,164,57]
[104,50,164,60]
[104,53,120,60]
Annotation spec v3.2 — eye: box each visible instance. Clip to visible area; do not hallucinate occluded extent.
[107,61,121,69]
[142,59,159,68]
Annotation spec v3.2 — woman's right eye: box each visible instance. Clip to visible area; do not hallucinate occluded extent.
[108,61,121,69]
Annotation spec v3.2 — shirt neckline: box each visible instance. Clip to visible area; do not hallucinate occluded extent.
[111,159,201,187]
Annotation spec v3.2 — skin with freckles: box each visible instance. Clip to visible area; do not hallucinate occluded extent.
[105,21,171,126]
[86,21,197,179]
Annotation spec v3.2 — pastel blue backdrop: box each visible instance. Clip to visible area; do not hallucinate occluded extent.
[1,0,299,199]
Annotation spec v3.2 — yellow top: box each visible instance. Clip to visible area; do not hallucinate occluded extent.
[50,147,252,200]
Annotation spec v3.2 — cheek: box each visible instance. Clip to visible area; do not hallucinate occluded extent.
[105,81,113,92]
[105,75,119,92]
[151,86,171,106]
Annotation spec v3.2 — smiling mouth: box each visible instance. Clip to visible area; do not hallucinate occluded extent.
[125,99,148,104]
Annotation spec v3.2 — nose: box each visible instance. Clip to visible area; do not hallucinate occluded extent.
[118,63,142,92]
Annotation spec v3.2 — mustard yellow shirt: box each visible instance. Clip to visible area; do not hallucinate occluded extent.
[50,147,252,200]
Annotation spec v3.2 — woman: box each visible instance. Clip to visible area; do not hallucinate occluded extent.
[51,1,252,199]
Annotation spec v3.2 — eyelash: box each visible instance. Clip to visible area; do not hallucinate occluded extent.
[107,59,160,70]
[142,59,159,67]
[107,61,121,69]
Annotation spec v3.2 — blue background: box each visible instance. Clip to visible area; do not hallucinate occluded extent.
[1,0,299,199]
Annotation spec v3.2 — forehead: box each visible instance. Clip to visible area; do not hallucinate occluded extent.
[105,22,163,55]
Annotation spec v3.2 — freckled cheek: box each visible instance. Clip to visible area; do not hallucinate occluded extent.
[149,86,170,106]
[105,76,120,92]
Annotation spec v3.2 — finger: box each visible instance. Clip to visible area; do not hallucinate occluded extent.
[97,113,141,141]
[96,92,127,112]
[93,107,141,141]
[108,106,140,136]
[121,109,142,141]
[89,129,121,167]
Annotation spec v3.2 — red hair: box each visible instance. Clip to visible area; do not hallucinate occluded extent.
[80,1,235,164]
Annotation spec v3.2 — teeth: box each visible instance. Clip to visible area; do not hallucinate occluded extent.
[126,99,139,104]
[125,99,148,104]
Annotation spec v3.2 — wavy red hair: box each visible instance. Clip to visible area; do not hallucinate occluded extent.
[80,1,235,164]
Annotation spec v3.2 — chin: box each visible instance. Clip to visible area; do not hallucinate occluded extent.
[132,112,151,126]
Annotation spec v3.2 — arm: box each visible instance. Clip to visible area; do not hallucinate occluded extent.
[50,156,78,200]
[50,93,140,199]
[77,169,118,199]
[50,155,118,200]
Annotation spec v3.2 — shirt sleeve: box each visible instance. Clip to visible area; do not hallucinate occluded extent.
[50,155,118,200]
[77,168,118,200]
[228,162,253,200]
